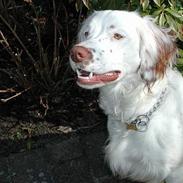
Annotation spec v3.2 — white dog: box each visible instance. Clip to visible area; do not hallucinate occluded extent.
[69,10,183,183]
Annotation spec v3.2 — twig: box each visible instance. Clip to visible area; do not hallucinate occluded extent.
[0,31,16,58]
[0,31,10,47]
[0,88,16,93]
[74,121,103,132]
[40,96,49,116]
[0,15,36,64]
[57,122,103,134]
[7,5,25,10]
[0,87,31,103]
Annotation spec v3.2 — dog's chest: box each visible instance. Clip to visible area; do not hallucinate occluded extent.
[106,128,169,180]
[106,115,183,181]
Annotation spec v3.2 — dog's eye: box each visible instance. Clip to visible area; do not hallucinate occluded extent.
[113,33,124,40]
[84,31,89,38]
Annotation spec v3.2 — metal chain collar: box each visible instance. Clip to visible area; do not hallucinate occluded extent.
[126,88,167,132]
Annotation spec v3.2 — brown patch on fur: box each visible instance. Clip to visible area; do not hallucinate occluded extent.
[155,40,177,78]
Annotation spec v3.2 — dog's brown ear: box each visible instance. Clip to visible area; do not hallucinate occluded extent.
[154,30,177,78]
[138,16,177,84]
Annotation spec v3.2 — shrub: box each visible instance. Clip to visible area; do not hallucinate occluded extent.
[0,0,83,106]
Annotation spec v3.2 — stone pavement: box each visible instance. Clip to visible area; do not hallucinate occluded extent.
[0,131,136,183]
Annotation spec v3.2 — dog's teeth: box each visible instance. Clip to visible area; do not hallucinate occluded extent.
[106,73,114,76]
[76,69,81,76]
[89,72,93,78]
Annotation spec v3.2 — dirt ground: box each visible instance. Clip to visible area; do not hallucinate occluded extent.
[0,88,139,183]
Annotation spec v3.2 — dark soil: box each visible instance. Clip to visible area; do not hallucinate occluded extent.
[0,82,106,154]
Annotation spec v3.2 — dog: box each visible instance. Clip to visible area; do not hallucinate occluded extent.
[69,10,183,183]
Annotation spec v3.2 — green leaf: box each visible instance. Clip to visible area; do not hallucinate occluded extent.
[154,16,159,24]
[153,9,163,16]
[165,14,178,31]
[141,0,149,11]
[153,0,163,7]
[177,49,183,71]
[177,23,183,41]
[166,14,183,40]
[177,58,183,65]
[159,12,166,26]
[81,0,90,9]
[165,8,183,22]
[75,0,91,11]
[179,49,183,57]
[168,0,176,7]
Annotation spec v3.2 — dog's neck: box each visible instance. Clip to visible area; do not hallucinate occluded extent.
[99,74,167,123]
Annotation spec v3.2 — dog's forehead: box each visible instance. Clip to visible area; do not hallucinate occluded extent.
[84,10,141,29]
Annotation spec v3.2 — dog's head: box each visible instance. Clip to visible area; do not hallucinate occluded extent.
[70,10,177,89]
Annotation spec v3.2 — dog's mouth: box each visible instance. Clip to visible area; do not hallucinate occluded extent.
[76,69,121,85]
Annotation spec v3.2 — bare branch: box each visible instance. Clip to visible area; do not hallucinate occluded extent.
[0,87,31,103]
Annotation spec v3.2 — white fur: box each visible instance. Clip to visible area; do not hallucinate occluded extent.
[70,10,183,183]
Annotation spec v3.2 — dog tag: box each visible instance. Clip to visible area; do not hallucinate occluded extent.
[126,123,138,131]
[136,120,148,132]
[126,115,149,132]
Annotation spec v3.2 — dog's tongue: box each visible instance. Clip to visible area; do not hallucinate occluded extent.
[77,71,120,85]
